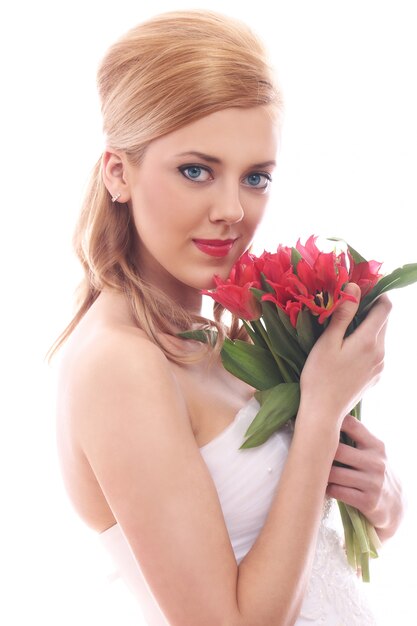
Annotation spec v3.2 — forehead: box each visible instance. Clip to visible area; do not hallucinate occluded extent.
[147,106,279,164]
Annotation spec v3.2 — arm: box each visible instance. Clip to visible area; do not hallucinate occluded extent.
[327,414,404,542]
[69,287,390,626]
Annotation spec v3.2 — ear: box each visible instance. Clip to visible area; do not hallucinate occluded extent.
[102,149,131,203]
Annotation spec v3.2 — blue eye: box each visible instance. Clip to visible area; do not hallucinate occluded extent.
[244,172,272,190]
[179,165,212,182]
[248,174,262,186]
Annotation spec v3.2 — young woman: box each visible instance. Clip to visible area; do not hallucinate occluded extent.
[54,10,403,625]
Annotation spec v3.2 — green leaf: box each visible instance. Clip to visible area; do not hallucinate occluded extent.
[261,301,305,376]
[276,305,298,340]
[296,309,322,354]
[249,319,271,350]
[240,382,300,448]
[178,329,218,345]
[347,244,368,264]
[242,320,267,349]
[358,263,417,318]
[291,247,302,272]
[221,338,284,390]
[250,287,267,301]
[327,237,368,263]
[259,273,275,294]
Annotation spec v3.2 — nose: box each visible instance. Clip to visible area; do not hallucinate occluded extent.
[208,181,244,224]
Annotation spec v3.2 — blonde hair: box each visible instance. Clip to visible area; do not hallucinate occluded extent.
[51,9,283,361]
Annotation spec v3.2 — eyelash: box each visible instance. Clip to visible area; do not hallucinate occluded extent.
[178,164,213,183]
[178,164,273,190]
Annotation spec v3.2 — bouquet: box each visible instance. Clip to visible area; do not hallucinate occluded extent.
[187,235,417,582]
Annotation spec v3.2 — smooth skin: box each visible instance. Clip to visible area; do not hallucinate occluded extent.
[57,106,402,626]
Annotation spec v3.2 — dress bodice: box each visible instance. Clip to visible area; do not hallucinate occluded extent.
[99,397,376,625]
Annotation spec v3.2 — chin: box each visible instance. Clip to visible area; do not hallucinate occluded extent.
[190,277,217,291]
[180,254,240,291]
[200,266,233,289]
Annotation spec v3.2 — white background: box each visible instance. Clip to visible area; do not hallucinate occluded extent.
[1,1,416,624]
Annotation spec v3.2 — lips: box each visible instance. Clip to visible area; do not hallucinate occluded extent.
[193,238,237,258]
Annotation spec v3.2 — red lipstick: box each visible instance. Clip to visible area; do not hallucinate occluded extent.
[193,238,237,258]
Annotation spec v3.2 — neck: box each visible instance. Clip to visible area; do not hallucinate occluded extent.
[135,247,204,316]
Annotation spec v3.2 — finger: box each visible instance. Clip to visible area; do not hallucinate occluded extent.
[331,445,387,504]
[328,465,365,490]
[327,472,385,521]
[325,283,360,341]
[326,483,368,512]
[374,318,388,360]
[340,413,385,452]
[355,293,392,338]
[332,441,363,468]
[377,314,390,342]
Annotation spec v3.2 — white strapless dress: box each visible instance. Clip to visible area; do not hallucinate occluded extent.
[99,397,377,625]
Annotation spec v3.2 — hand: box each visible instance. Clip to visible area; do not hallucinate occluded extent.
[300,283,391,427]
[326,413,404,542]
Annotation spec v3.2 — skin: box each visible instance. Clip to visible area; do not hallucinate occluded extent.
[104,106,279,308]
[57,105,403,625]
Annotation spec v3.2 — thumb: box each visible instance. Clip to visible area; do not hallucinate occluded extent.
[327,283,361,335]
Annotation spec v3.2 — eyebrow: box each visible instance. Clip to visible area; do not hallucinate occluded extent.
[175,151,276,169]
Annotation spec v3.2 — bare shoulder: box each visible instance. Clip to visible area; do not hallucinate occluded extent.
[67,324,175,388]
[59,321,188,439]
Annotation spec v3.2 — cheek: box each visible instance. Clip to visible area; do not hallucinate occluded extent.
[243,202,267,236]
[132,184,176,240]
[133,179,200,236]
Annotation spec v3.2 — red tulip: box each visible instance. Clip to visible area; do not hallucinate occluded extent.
[202,251,262,320]
[289,255,356,324]
[229,250,263,286]
[203,237,381,327]
[348,254,383,297]
[258,245,293,282]
[262,243,357,326]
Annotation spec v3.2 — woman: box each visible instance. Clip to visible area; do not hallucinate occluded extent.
[54,10,402,625]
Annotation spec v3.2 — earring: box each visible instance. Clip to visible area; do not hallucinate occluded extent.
[111,192,121,203]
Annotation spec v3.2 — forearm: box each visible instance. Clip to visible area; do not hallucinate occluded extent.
[228,287,392,625]
[234,406,340,626]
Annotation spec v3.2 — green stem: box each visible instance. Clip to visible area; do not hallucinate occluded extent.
[360,552,371,583]
[337,501,355,568]
[345,505,370,554]
[366,519,382,557]
[338,500,379,582]
[337,400,380,582]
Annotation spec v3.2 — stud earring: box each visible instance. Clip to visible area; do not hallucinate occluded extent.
[111,192,121,203]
